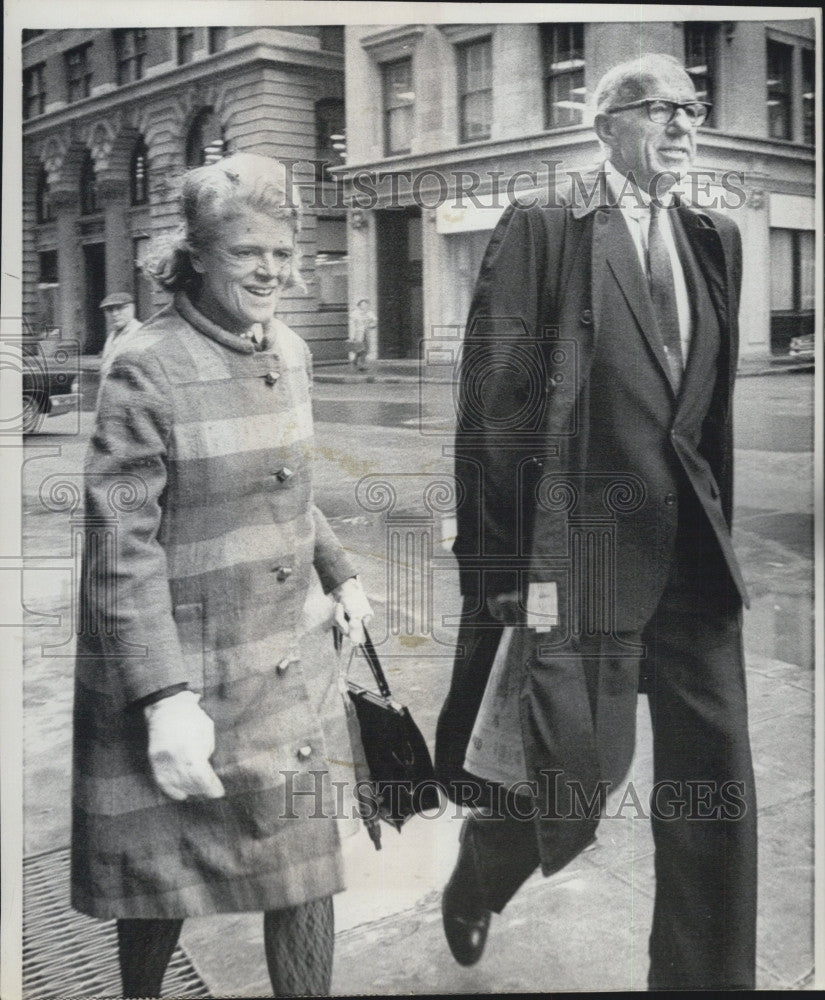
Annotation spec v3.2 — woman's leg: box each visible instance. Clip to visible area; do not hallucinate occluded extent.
[263,896,334,997]
[116,917,184,999]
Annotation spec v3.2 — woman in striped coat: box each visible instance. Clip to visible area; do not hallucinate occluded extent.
[71,153,373,997]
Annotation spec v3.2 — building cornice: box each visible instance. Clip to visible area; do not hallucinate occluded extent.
[436,24,495,44]
[335,126,815,180]
[335,125,595,177]
[359,25,426,52]
[22,38,342,138]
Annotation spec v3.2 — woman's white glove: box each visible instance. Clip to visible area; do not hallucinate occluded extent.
[144,690,226,801]
[332,576,374,646]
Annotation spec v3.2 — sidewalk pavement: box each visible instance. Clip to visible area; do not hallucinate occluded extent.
[20,403,816,996]
[175,644,815,995]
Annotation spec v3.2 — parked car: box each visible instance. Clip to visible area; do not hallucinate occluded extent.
[789,333,815,362]
[22,329,81,433]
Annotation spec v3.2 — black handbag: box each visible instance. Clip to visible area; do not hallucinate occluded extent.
[337,626,441,836]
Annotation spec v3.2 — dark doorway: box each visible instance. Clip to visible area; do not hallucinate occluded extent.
[376,207,423,358]
[82,243,107,354]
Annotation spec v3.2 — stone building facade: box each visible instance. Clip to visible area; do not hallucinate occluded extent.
[339,19,816,360]
[22,26,348,359]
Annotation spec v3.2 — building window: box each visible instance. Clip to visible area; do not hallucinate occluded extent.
[769,228,815,352]
[457,38,492,142]
[541,24,585,128]
[65,43,92,103]
[36,166,53,223]
[37,250,60,330]
[320,26,344,53]
[316,98,346,181]
[315,218,348,309]
[766,39,793,140]
[185,108,226,166]
[79,150,99,216]
[177,27,196,65]
[39,249,58,284]
[114,28,147,85]
[208,27,229,54]
[23,62,46,119]
[684,22,718,126]
[802,47,815,145]
[130,138,149,205]
[382,58,414,155]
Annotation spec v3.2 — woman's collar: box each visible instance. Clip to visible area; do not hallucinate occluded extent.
[174,291,276,353]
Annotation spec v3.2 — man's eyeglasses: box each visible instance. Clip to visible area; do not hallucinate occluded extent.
[606,99,711,126]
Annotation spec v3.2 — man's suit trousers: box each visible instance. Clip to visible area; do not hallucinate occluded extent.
[451,531,757,991]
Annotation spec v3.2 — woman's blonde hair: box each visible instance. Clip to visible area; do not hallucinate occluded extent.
[143,152,305,293]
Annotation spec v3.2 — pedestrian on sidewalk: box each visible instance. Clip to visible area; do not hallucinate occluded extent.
[347,297,376,371]
[71,152,373,998]
[98,292,142,382]
[435,53,756,990]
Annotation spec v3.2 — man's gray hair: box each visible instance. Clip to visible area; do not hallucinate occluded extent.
[593,54,693,115]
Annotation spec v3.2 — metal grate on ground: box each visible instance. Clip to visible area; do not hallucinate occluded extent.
[23,847,211,1000]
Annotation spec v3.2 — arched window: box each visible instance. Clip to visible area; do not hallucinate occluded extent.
[130,137,149,205]
[79,150,99,215]
[185,108,226,167]
[36,165,53,223]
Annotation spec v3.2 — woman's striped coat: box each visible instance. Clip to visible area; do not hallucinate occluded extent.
[71,293,356,919]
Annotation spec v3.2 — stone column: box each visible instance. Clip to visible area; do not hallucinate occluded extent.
[737,171,771,358]
[48,187,80,341]
[98,178,132,296]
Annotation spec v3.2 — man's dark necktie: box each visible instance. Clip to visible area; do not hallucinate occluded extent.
[647,202,684,393]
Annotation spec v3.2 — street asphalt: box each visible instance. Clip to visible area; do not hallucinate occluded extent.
[18,365,818,995]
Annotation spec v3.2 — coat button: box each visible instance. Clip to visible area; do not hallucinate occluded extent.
[275,467,294,483]
[580,309,593,325]
[664,493,677,506]
[265,371,280,386]
[297,745,312,760]
[272,565,293,581]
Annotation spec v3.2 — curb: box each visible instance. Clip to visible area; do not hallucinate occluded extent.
[314,365,812,385]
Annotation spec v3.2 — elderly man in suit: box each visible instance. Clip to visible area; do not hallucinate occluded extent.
[435,54,756,991]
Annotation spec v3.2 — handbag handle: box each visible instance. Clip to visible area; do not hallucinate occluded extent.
[334,624,392,699]
[360,627,392,699]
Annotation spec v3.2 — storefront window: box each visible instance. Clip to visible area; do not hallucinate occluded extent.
[769,227,815,352]
[315,217,348,309]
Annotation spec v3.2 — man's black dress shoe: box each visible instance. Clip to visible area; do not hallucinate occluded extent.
[441,875,491,966]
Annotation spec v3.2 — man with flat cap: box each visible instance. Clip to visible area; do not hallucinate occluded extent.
[436,52,756,990]
[99,292,142,380]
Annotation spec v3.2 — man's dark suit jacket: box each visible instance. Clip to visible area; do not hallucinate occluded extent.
[438,171,747,821]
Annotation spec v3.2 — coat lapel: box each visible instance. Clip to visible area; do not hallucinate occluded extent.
[675,204,728,331]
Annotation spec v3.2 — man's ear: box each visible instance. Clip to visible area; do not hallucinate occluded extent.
[593,112,615,148]
[190,252,205,275]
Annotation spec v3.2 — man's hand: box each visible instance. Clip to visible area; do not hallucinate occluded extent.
[144,690,225,801]
[333,576,374,645]
[486,591,524,624]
